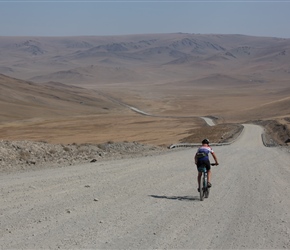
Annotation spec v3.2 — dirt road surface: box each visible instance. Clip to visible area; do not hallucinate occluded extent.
[1,124,290,249]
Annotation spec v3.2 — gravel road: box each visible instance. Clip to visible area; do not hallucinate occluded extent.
[1,124,290,249]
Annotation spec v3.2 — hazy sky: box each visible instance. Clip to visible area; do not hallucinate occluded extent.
[1,0,290,38]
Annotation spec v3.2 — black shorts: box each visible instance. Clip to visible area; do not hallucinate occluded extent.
[196,159,211,172]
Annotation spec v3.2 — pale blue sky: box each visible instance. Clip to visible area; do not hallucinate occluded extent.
[1,1,290,38]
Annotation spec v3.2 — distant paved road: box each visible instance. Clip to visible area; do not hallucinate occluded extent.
[201,116,216,126]
[1,124,290,249]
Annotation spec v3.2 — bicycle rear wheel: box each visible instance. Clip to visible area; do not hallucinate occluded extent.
[203,170,210,198]
[199,173,206,201]
[204,173,209,198]
[204,188,209,198]
[199,185,204,201]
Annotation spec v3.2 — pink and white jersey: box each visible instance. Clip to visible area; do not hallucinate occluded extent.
[196,146,214,161]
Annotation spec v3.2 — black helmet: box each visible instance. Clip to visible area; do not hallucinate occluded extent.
[202,138,210,144]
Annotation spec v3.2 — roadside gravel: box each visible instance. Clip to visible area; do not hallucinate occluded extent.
[1,124,290,249]
[0,140,166,173]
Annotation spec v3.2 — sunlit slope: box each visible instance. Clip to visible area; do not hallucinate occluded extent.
[226,95,290,122]
[0,74,119,123]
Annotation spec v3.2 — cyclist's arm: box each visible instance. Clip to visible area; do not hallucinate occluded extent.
[194,153,198,165]
[211,152,219,165]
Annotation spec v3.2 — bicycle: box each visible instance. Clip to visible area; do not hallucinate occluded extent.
[198,163,217,201]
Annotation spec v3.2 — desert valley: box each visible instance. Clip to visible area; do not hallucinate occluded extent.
[0,33,290,149]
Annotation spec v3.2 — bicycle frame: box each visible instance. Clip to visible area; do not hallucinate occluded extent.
[198,166,208,201]
[197,163,217,201]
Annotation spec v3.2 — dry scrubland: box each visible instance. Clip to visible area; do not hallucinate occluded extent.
[0,33,290,171]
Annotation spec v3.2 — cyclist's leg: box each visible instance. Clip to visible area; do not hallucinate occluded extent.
[205,160,212,187]
[207,170,211,182]
[207,170,212,187]
[196,162,203,190]
[197,171,202,189]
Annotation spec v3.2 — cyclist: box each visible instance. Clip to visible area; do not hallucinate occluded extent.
[195,138,219,192]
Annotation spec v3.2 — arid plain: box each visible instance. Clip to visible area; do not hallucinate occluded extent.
[0,33,290,146]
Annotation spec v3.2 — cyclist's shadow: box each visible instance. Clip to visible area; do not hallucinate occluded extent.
[149,194,200,201]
